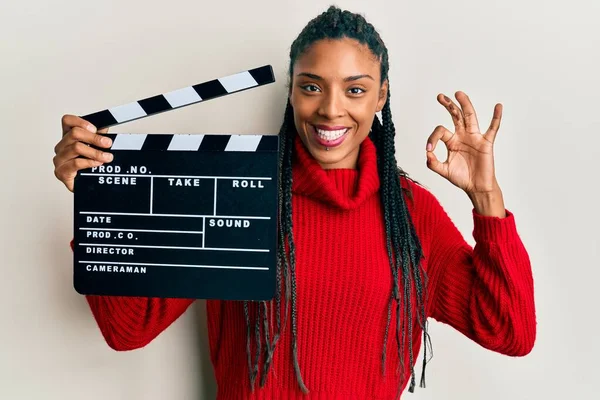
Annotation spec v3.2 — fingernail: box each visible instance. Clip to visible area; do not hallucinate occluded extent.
[88,124,97,133]
[102,137,112,146]
[103,152,113,161]
[426,143,432,151]
[443,95,450,102]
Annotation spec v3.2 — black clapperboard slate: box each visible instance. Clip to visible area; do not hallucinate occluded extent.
[73,65,279,300]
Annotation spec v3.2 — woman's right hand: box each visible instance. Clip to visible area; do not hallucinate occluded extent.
[53,114,114,192]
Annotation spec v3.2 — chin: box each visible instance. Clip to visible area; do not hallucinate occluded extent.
[304,140,358,169]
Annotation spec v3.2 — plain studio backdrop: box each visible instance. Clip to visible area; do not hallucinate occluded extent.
[1,0,598,398]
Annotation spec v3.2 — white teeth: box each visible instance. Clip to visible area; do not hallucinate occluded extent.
[315,127,348,141]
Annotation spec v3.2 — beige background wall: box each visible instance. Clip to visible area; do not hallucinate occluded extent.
[1,0,598,398]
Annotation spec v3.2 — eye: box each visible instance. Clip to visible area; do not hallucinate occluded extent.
[348,87,365,95]
[301,84,321,92]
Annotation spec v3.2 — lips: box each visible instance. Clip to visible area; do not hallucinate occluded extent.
[311,124,350,148]
[314,125,348,131]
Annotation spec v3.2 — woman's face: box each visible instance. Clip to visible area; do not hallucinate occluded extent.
[290,37,388,169]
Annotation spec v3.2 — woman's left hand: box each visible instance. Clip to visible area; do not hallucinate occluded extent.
[425,91,502,195]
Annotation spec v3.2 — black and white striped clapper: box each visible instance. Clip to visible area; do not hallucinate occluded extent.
[73,66,279,301]
[80,65,275,130]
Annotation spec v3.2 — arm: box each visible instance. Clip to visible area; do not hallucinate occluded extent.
[423,91,536,355]
[70,239,195,351]
[427,204,537,356]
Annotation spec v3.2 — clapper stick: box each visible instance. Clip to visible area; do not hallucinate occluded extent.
[73,64,279,300]
[80,65,275,130]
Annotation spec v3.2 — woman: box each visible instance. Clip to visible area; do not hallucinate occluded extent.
[52,6,536,399]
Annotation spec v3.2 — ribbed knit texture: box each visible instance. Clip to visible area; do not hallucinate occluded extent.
[72,135,536,399]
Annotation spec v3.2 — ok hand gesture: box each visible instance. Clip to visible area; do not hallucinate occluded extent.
[426,91,503,196]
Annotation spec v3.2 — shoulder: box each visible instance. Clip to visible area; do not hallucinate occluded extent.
[399,174,440,208]
[398,174,449,226]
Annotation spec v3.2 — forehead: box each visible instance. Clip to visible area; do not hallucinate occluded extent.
[293,38,381,80]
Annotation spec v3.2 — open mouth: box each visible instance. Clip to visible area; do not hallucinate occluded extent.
[310,124,350,148]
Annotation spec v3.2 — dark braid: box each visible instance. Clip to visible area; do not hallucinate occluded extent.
[244,5,433,395]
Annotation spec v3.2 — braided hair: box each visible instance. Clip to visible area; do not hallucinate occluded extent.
[243,5,432,395]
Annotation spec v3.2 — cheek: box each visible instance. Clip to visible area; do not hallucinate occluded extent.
[348,99,378,129]
[291,95,315,128]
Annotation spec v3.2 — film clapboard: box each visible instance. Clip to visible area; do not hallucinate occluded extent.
[72,65,279,300]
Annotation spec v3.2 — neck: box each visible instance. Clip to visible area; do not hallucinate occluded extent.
[292,134,380,210]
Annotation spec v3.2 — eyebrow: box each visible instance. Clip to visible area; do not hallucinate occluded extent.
[296,72,374,82]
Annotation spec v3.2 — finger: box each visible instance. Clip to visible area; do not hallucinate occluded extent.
[455,91,480,134]
[55,126,112,157]
[426,125,453,152]
[426,150,449,179]
[484,103,503,143]
[61,114,97,136]
[54,157,104,189]
[71,126,112,148]
[438,93,464,132]
[67,126,113,148]
[53,140,114,168]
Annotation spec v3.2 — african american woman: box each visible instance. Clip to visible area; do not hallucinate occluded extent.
[53,6,536,400]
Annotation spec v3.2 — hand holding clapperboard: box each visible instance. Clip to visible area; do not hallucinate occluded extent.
[71,65,278,300]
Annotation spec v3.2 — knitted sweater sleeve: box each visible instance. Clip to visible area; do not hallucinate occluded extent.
[70,239,195,350]
[425,195,537,356]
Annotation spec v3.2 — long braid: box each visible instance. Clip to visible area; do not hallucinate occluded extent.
[243,5,433,395]
[369,115,399,378]
[243,301,254,388]
[247,101,294,390]
[260,301,271,387]
[283,129,310,393]
[380,88,431,392]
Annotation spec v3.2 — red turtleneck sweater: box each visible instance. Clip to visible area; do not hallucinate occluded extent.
[71,135,536,399]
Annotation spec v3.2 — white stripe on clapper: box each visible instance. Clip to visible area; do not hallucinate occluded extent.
[218,71,258,92]
[79,261,268,271]
[163,86,202,108]
[225,135,262,152]
[167,134,205,151]
[79,211,270,219]
[81,243,268,252]
[111,134,148,150]
[213,178,217,215]
[80,227,203,234]
[150,177,154,213]
[109,102,147,123]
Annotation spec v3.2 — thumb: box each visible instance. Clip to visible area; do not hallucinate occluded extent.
[98,127,110,134]
[426,151,448,179]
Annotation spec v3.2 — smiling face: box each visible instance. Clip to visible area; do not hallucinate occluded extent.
[289,37,388,169]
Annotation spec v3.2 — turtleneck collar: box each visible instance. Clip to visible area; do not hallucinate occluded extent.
[291,134,380,210]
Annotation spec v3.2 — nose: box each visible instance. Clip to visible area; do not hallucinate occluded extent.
[317,90,345,120]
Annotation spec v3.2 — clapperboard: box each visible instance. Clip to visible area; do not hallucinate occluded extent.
[73,65,279,300]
